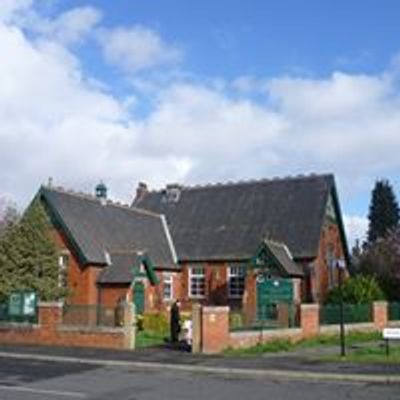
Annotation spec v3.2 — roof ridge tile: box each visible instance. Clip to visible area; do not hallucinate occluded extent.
[42,184,163,219]
[155,172,333,192]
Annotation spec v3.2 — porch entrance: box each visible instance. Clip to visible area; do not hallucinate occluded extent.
[256,277,294,323]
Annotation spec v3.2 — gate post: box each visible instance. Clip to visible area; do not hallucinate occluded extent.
[191,303,202,353]
[300,304,320,338]
[122,302,136,350]
[373,301,388,330]
[201,306,230,354]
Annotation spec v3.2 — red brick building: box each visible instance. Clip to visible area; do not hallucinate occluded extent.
[34,173,349,315]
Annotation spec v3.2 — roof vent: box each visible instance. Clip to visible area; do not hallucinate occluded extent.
[95,181,108,205]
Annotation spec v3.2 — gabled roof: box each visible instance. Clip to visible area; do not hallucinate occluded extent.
[258,240,304,277]
[97,251,159,284]
[134,173,349,262]
[39,186,177,268]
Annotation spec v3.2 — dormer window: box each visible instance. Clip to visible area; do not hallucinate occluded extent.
[139,262,146,274]
[162,184,181,203]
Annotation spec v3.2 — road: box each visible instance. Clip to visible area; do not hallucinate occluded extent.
[0,355,399,400]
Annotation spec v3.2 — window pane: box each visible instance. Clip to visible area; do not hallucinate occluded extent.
[189,267,205,297]
[228,266,245,298]
[163,275,173,300]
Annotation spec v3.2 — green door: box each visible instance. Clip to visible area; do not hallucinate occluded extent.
[133,281,145,314]
[256,277,293,321]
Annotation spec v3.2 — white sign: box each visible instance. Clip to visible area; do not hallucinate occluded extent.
[23,292,36,316]
[383,328,400,340]
[337,259,346,269]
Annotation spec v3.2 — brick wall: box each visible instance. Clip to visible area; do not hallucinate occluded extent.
[194,302,389,354]
[51,228,102,305]
[99,285,130,307]
[0,302,134,350]
[180,262,242,312]
[313,222,346,302]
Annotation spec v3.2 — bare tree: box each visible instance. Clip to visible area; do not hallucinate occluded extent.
[359,226,400,301]
[0,196,19,237]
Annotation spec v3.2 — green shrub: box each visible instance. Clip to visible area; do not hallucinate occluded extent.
[325,275,385,305]
[136,314,144,331]
[142,313,169,333]
[229,312,243,330]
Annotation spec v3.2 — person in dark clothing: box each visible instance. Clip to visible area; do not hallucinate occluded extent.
[170,300,181,343]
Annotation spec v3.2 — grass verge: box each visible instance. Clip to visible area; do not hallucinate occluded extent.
[136,330,167,348]
[326,343,400,364]
[223,330,382,357]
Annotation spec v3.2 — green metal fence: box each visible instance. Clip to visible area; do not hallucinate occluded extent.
[389,302,400,321]
[320,303,373,325]
[230,303,300,332]
[62,304,121,327]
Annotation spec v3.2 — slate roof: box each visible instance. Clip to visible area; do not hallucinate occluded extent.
[97,252,141,284]
[97,251,158,284]
[264,240,304,277]
[134,174,347,262]
[39,186,177,268]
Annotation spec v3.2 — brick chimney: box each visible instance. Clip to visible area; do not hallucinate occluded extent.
[135,182,148,203]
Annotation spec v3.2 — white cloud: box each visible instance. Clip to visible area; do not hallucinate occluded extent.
[97,26,182,73]
[0,20,188,205]
[34,6,102,45]
[0,0,33,22]
[344,215,369,248]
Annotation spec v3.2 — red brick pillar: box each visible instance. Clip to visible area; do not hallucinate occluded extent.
[373,301,388,330]
[201,306,230,354]
[300,304,320,338]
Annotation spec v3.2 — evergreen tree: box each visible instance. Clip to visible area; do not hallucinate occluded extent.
[367,179,399,243]
[0,199,64,301]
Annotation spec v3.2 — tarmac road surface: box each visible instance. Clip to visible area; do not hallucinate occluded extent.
[0,355,399,400]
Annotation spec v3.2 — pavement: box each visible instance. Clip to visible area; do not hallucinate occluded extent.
[0,342,399,384]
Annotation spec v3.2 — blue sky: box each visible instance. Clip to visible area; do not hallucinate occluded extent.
[53,0,400,79]
[1,0,400,245]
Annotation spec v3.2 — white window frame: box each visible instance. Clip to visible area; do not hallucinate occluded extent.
[228,266,246,299]
[58,253,69,289]
[163,273,173,301]
[188,266,205,298]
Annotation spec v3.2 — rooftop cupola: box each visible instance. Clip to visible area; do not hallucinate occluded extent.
[95,181,108,203]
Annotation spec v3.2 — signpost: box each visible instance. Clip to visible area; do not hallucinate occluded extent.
[383,328,400,357]
[334,258,346,357]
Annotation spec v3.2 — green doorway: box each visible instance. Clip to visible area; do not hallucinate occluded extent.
[133,281,145,314]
